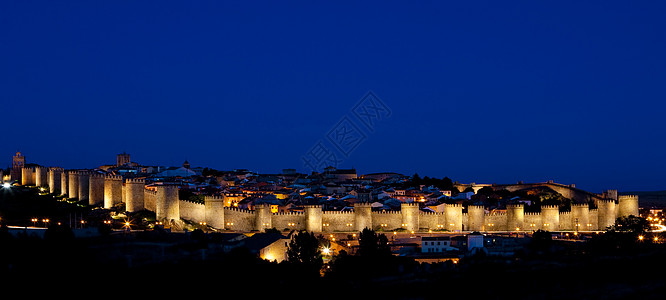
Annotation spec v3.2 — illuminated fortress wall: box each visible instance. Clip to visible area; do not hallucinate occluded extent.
[177,197,637,233]
[17,172,641,233]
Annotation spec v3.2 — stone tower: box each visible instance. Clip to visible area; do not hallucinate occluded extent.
[617,195,639,219]
[603,189,618,201]
[444,203,463,232]
[11,152,25,184]
[68,171,79,199]
[204,195,225,229]
[571,203,590,232]
[78,171,90,202]
[61,171,69,197]
[541,205,560,231]
[21,166,36,186]
[467,205,485,231]
[401,202,420,232]
[35,166,48,188]
[254,203,273,231]
[507,203,525,231]
[304,205,323,232]
[48,167,63,194]
[88,173,105,206]
[125,178,145,212]
[156,184,179,222]
[597,199,616,230]
[354,202,373,232]
[104,175,123,209]
[117,152,130,166]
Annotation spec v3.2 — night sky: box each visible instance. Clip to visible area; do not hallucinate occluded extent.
[2,1,665,193]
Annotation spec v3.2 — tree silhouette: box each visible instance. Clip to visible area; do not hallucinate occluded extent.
[357,228,391,258]
[611,215,650,234]
[286,231,323,270]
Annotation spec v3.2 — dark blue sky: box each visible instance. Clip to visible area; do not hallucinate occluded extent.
[2,1,665,192]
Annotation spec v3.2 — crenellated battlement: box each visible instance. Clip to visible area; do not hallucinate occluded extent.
[81,175,638,232]
[225,206,253,214]
[541,205,559,210]
[274,211,304,216]
[487,212,506,216]
[204,195,225,201]
[125,178,145,184]
[323,210,354,215]
[598,199,615,205]
[179,198,204,206]
[105,174,123,180]
[618,195,639,201]
[373,210,402,215]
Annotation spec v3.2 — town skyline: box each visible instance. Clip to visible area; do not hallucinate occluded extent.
[4,148,662,194]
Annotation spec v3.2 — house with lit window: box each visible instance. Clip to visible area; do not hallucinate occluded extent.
[421,236,457,253]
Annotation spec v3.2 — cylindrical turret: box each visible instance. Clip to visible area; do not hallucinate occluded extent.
[35,166,48,187]
[22,167,35,186]
[467,205,485,232]
[156,185,179,221]
[88,173,105,206]
[354,202,373,232]
[541,205,560,231]
[597,199,616,230]
[48,167,63,194]
[507,204,525,231]
[61,171,69,196]
[400,202,420,232]
[254,203,273,231]
[618,195,639,219]
[78,171,90,202]
[204,195,225,229]
[104,175,123,209]
[68,171,79,199]
[571,203,590,231]
[125,178,145,212]
[304,205,323,232]
[445,203,463,232]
